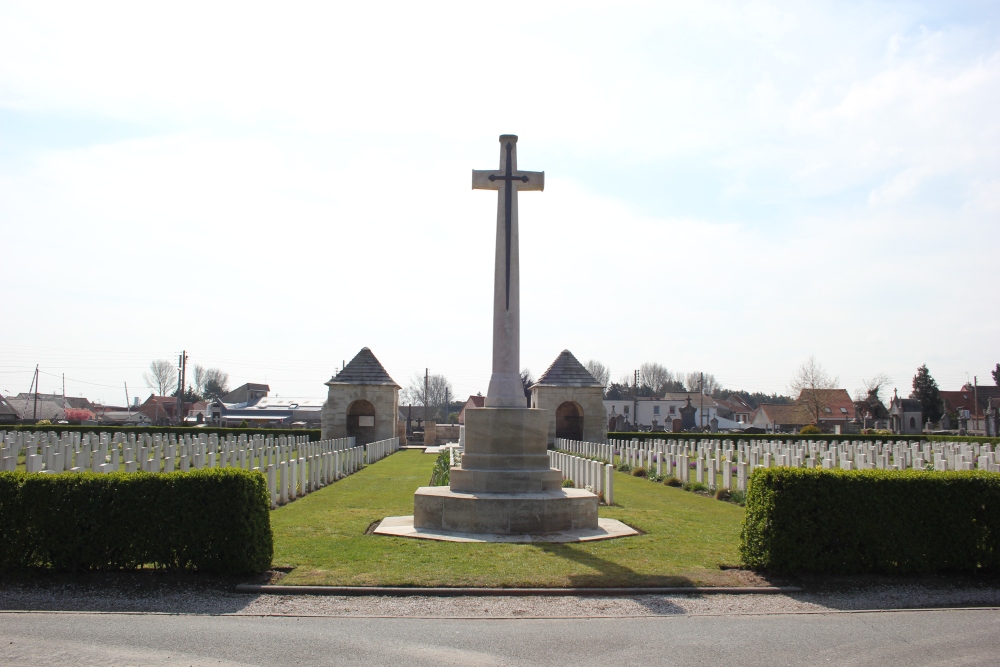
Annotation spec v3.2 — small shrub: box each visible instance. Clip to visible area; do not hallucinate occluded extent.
[683,481,709,493]
[561,478,575,488]
[729,489,747,506]
[715,488,731,501]
[632,467,647,478]
[663,477,682,487]
[429,451,451,486]
[799,424,822,435]
[617,463,632,473]
[35,420,52,426]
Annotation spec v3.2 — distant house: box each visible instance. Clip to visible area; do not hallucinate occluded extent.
[210,395,323,428]
[458,395,486,425]
[3,396,66,422]
[942,384,1000,433]
[221,383,270,404]
[0,395,20,423]
[715,395,755,425]
[603,394,734,432]
[751,404,813,433]
[138,395,182,424]
[795,388,856,430]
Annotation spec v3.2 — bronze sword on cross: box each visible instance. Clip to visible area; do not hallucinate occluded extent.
[472,138,544,311]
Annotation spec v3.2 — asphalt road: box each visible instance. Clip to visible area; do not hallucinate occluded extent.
[1,608,998,666]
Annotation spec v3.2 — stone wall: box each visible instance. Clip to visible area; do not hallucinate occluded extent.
[530,385,607,446]
[321,384,398,445]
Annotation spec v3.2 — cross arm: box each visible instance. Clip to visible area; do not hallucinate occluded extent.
[472,170,500,190]
[516,170,544,191]
[471,170,545,191]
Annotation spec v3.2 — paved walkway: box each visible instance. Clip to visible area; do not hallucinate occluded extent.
[2,608,998,666]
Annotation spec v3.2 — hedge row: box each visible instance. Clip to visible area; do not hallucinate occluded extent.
[0,469,273,573]
[607,431,1000,445]
[740,468,1000,574]
[3,424,322,440]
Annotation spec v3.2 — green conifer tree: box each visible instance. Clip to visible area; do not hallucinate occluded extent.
[910,364,944,424]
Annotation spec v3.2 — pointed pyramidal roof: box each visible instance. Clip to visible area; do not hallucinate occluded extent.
[326,347,399,387]
[531,350,603,388]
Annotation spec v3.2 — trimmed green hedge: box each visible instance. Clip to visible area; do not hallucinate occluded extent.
[608,431,1000,445]
[0,469,272,573]
[740,468,1000,574]
[3,424,321,440]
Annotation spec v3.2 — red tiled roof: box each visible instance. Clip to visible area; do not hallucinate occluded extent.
[795,388,855,419]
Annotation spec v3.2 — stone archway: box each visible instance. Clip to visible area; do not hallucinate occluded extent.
[347,399,376,444]
[555,401,584,441]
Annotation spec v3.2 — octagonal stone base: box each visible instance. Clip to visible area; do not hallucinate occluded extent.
[413,485,598,535]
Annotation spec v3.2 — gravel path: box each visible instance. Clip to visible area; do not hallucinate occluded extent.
[1,582,999,617]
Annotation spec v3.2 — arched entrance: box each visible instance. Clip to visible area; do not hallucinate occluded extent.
[347,399,376,444]
[555,401,584,441]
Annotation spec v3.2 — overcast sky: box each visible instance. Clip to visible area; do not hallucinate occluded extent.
[1,0,998,405]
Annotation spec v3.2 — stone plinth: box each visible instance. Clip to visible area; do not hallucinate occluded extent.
[413,486,598,534]
[411,407,599,536]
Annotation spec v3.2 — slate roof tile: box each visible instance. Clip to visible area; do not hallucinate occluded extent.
[327,347,399,387]
[531,350,603,388]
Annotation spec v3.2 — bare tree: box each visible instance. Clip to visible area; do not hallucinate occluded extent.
[684,372,720,394]
[790,356,839,424]
[585,360,610,388]
[401,373,454,420]
[203,368,230,401]
[143,360,177,396]
[854,372,891,420]
[193,364,207,395]
[639,362,671,394]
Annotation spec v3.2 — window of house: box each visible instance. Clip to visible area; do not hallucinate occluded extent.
[909,417,916,428]
[840,407,848,414]
[669,406,676,414]
[624,406,629,414]
[653,406,660,415]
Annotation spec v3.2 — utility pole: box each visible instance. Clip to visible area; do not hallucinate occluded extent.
[62,373,65,400]
[633,369,638,430]
[700,372,705,432]
[32,365,39,421]
[444,386,449,423]
[125,382,131,419]
[176,351,188,425]
[974,376,979,433]
[424,368,430,425]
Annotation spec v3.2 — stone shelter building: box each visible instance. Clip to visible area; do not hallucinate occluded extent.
[321,347,399,445]
[529,350,606,445]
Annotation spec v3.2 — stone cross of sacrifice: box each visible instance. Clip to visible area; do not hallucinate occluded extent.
[472,135,544,408]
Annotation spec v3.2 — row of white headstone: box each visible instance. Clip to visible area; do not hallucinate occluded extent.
[547,450,615,505]
[0,429,401,509]
[264,437,399,509]
[0,430,322,476]
[560,436,1000,492]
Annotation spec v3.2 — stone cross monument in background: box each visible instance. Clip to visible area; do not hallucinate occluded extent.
[472,135,544,408]
[375,134,635,542]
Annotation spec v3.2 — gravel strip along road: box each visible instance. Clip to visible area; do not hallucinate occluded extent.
[1,582,999,617]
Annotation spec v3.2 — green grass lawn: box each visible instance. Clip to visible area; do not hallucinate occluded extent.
[271,450,746,587]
